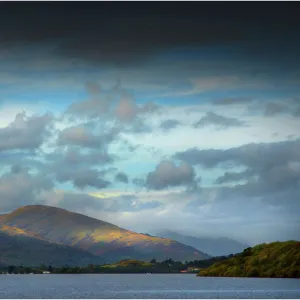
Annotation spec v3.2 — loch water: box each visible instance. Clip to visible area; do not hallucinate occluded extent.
[0,274,299,299]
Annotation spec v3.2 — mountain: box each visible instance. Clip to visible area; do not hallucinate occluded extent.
[0,205,210,263]
[0,229,104,267]
[197,241,300,278]
[156,230,249,257]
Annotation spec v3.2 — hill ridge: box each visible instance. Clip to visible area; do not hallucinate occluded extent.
[0,230,105,267]
[0,205,210,262]
[156,230,249,256]
[11,204,121,228]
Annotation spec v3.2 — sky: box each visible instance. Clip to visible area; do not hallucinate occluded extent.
[0,2,300,245]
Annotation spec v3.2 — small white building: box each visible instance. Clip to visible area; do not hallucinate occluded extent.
[43,271,51,274]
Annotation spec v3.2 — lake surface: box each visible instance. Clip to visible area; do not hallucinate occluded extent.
[0,274,299,299]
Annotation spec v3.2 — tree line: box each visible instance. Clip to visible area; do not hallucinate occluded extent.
[0,255,233,274]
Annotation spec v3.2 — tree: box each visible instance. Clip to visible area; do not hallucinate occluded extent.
[48,265,53,272]
[165,258,174,264]
[150,258,156,264]
[88,264,94,272]
[247,267,260,277]
[8,265,15,274]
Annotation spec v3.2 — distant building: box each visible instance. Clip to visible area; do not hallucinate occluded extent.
[188,267,200,272]
[180,267,200,273]
[43,271,51,274]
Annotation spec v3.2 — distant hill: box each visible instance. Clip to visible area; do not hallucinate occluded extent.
[0,230,104,267]
[0,205,210,264]
[197,241,300,278]
[156,230,249,256]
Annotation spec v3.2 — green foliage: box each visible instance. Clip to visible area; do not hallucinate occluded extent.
[0,257,223,274]
[198,241,300,278]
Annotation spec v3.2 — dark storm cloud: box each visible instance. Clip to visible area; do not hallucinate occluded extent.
[132,178,145,187]
[58,126,101,148]
[114,91,140,123]
[212,97,253,106]
[264,102,289,116]
[234,163,300,198]
[294,107,300,117]
[0,112,53,151]
[44,147,115,190]
[115,172,129,184]
[125,119,153,134]
[65,81,159,126]
[194,112,246,128]
[0,152,42,170]
[214,169,255,184]
[56,168,110,190]
[1,2,299,65]
[146,160,197,190]
[176,139,300,169]
[159,119,181,131]
[113,92,160,124]
[182,186,300,243]
[0,165,53,211]
[176,139,300,198]
[85,81,102,96]
[48,147,115,166]
[57,125,118,149]
[247,100,299,117]
[66,82,113,118]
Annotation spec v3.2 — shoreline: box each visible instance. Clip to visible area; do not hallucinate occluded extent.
[1,273,299,278]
